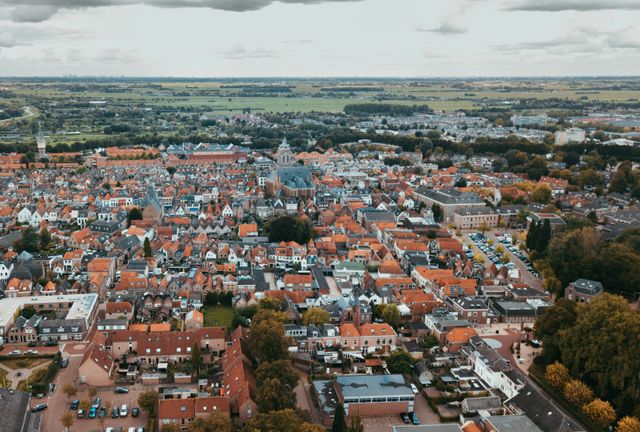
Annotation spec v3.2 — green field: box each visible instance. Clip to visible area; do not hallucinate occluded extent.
[203,305,234,328]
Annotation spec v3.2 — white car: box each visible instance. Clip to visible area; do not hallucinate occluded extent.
[120,404,128,417]
[9,349,22,355]
[129,428,137,432]
[410,383,419,394]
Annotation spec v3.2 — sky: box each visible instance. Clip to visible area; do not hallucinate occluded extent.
[0,0,640,77]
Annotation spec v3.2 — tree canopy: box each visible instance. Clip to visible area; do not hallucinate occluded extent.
[266,216,315,244]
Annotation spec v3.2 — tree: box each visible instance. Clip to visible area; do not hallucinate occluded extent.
[531,184,552,204]
[596,242,640,294]
[138,389,159,417]
[266,216,315,244]
[332,403,347,432]
[20,305,37,319]
[582,399,617,428]
[563,379,594,408]
[162,425,181,432]
[60,412,74,431]
[534,299,577,363]
[302,307,331,326]
[545,362,570,390]
[127,207,143,227]
[143,238,153,258]
[191,342,201,373]
[535,219,551,254]
[546,227,600,286]
[249,318,289,363]
[13,227,40,253]
[247,409,318,432]
[62,383,77,403]
[386,350,415,374]
[39,228,52,251]
[187,411,232,432]
[256,360,299,389]
[374,303,400,327]
[526,221,539,251]
[257,377,297,412]
[526,156,549,181]
[431,203,443,222]
[616,416,640,432]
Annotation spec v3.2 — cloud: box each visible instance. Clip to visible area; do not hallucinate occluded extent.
[505,0,640,12]
[496,27,640,56]
[419,20,467,34]
[0,0,365,22]
[9,5,57,22]
[216,46,280,60]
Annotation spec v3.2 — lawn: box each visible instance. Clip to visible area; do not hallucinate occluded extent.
[17,366,48,392]
[203,306,234,328]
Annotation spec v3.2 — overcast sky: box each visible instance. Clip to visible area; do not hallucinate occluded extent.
[0,0,639,77]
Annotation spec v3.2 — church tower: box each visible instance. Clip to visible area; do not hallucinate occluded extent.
[276,137,294,166]
[36,122,47,158]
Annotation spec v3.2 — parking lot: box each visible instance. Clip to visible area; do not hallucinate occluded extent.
[361,392,439,432]
[68,386,148,432]
[464,230,544,291]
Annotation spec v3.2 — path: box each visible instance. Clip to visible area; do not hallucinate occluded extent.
[0,360,42,390]
[0,106,35,125]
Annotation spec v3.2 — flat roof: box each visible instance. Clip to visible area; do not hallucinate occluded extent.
[0,293,98,328]
[337,374,413,398]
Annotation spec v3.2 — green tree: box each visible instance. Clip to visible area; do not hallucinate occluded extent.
[13,227,40,253]
[386,350,415,374]
[39,228,52,251]
[596,242,640,294]
[187,411,233,432]
[535,219,551,254]
[347,414,365,432]
[431,203,443,222]
[127,207,143,227]
[526,156,549,181]
[546,227,600,286]
[138,389,159,418]
[20,305,37,319]
[332,403,347,432]
[266,216,315,244]
[302,307,331,326]
[375,303,400,327]
[257,377,297,412]
[249,319,289,363]
[247,409,319,432]
[191,342,201,373]
[534,299,577,364]
[143,237,153,258]
[531,184,552,204]
[256,360,299,390]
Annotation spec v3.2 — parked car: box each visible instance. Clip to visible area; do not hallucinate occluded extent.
[77,409,85,419]
[111,407,119,418]
[409,412,420,425]
[400,413,410,424]
[70,399,79,410]
[131,407,140,417]
[115,386,129,393]
[89,407,97,419]
[120,404,128,417]
[25,349,38,355]
[31,403,48,412]
[9,350,21,355]
[410,383,419,394]
[99,407,106,418]
[61,358,68,368]
[92,397,101,409]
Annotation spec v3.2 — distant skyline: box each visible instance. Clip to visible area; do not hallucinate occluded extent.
[0,0,639,77]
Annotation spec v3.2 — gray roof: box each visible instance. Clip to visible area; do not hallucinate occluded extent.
[572,278,603,295]
[486,415,543,432]
[337,374,413,398]
[0,388,31,432]
[415,187,484,205]
[275,166,314,189]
